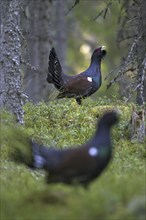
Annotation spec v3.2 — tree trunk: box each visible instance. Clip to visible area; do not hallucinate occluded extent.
[23,0,54,103]
[22,0,68,103]
[0,0,24,124]
[54,0,67,72]
[132,0,146,143]
[136,0,146,105]
[131,105,145,143]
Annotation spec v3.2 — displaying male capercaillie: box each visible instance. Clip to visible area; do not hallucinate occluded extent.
[47,46,106,104]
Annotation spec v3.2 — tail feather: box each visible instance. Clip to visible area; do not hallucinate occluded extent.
[47,48,64,90]
[9,137,47,169]
[9,138,34,167]
[10,137,64,172]
[32,141,46,169]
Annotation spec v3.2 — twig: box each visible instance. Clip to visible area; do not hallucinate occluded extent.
[104,63,123,80]
[65,0,80,16]
[20,57,38,72]
[138,57,146,105]
[106,35,141,89]
[106,60,133,89]
[125,83,141,103]
[93,10,104,21]
[93,0,118,21]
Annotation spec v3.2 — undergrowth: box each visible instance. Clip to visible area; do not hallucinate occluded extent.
[0,98,145,220]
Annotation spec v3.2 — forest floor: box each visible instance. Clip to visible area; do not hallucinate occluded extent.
[0,98,145,220]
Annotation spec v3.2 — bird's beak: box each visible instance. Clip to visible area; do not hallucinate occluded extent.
[101,46,106,51]
[101,46,106,58]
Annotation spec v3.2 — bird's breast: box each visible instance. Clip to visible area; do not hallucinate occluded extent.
[99,147,111,159]
[86,75,101,94]
[92,75,101,88]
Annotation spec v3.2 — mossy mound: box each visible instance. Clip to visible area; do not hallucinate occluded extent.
[0,98,145,220]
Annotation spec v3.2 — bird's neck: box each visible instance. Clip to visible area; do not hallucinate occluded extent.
[94,125,111,147]
[90,57,101,66]
[88,126,112,160]
[88,59,101,76]
[91,54,101,63]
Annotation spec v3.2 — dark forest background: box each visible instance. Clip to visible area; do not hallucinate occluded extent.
[1,0,146,120]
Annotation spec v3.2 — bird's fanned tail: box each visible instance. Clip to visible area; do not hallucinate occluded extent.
[47,47,64,90]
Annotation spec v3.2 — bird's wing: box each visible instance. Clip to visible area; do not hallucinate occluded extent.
[58,75,93,98]
[50,147,98,174]
[32,142,97,175]
[46,146,112,186]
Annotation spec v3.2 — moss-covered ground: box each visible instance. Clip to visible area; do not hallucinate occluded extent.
[0,98,145,220]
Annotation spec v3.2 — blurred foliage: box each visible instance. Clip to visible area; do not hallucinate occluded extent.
[0,99,145,220]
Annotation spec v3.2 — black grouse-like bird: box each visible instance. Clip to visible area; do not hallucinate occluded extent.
[11,111,119,188]
[47,46,106,104]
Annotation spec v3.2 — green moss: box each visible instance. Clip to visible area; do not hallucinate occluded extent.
[0,99,145,220]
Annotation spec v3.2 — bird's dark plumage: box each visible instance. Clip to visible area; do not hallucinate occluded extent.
[47,46,106,104]
[11,111,119,188]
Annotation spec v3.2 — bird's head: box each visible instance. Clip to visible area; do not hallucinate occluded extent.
[92,46,107,61]
[98,110,119,129]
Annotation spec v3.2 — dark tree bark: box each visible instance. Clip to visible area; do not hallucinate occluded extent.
[131,105,145,143]
[22,0,54,103]
[106,0,146,106]
[0,0,24,124]
[136,0,146,105]
[54,0,67,72]
[22,0,69,103]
